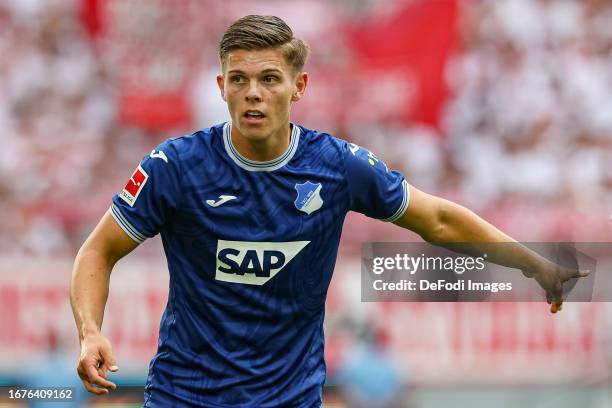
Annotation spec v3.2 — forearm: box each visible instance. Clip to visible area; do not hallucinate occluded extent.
[396,186,584,312]
[425,200,551,273]
[70,247,115,342]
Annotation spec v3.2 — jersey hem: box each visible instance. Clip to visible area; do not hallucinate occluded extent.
[109,204,149,243]
[382,179,410,222]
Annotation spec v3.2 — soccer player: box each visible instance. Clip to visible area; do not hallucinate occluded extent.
[70,15,588,407]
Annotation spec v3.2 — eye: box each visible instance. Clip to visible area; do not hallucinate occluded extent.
[230,75,245,84]
[263,75,278,83]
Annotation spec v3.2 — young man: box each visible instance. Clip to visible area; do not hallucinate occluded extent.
[70,15,587,407]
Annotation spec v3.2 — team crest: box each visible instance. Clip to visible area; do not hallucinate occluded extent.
[294,181,323,215]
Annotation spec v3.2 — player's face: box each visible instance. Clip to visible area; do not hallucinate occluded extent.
[217,48,307,143]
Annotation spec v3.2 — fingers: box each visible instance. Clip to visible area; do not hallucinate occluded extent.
[546,293,562,313]
[550,300,563,313]
[549,268,590,313]
[538,264,589,313]
[78,364,112,395]
[550,281,563,314]
[77,358,117,394]
[98,366,107,379]
[85,363,117,390]
[81,378,110,395]
[77,335,120,395]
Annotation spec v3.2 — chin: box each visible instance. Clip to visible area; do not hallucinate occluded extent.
[236,124,269,140]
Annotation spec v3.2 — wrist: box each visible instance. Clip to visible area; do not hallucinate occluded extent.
[522,257,553,278]
[80,324,101,342]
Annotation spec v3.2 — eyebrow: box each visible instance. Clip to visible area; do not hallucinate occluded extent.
[227,68,283,75]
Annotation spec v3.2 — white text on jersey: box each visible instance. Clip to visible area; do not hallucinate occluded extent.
[215,240,310,285]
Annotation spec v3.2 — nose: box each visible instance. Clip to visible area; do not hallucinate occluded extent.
[245,80,262,103]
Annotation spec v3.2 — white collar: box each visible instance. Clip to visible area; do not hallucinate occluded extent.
[222,122,300,172]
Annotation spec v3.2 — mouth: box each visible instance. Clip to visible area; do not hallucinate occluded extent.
[243,110,266,123]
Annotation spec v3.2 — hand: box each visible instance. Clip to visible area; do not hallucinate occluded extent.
[77,333,119,395]
[522,261,590,314]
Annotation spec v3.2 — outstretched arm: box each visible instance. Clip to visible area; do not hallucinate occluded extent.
[70,210,139,394]
[393,185,588,313]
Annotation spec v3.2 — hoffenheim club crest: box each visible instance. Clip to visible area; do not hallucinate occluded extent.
[294,181,323,215]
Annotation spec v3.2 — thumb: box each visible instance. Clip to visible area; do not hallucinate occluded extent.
[577,270,590,278]
[100,346,119,372]
[563,268,590,281]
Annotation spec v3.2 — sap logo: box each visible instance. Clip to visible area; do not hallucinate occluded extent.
[215,240,310,285]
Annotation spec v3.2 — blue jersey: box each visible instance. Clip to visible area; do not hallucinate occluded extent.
[110,122,409,407]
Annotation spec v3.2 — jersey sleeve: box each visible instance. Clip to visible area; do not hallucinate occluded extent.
[110,141,181,243]
[343,141,410,222]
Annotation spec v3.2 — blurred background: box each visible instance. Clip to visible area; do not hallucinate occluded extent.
[1,0,611,406]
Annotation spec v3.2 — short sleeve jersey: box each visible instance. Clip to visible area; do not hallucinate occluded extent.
[110,122,410,408]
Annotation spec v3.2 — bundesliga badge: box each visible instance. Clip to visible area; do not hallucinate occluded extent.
[294,181,323,215]
[120,165,149,207]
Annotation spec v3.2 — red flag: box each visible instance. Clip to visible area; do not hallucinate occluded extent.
[80,0,212,131]
[346,0,459,128]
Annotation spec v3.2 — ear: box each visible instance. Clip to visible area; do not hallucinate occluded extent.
[291,72,308,102]
[216,74,226,101]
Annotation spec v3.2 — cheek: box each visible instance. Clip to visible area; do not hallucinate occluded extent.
[224,86,239,98]
[270,89,293,108]
[224,90,242,109]
[225,99,240,118]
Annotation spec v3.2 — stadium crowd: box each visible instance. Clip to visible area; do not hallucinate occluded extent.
[0,0,610,258]
[0,2,610,406]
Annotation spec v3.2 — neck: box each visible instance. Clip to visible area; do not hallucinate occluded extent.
[231,123,292,162]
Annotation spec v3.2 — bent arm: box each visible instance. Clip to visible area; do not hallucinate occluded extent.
[393,185,589,313]
[70,210,139,341]
[393,185,549,274]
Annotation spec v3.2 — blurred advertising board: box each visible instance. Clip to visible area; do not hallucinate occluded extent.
[0,255,610,385]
